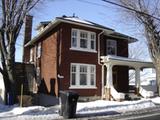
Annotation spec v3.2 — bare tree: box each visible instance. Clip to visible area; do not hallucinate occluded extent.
[0,0,41,104]
[129,41,149,82]
[107,0,160,95]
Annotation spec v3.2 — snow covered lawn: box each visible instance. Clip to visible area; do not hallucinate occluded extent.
[0,97,160,120]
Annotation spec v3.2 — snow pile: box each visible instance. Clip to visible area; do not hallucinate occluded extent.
[0,104,61,120]
[0,97,160,119]
[77,99,156,115]
[150,97,160,104]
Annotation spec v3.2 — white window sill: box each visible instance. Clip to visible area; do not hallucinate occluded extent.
[70,47,97,53]
[69,86,97,89]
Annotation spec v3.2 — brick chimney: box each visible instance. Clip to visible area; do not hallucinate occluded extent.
[23,15,33,62]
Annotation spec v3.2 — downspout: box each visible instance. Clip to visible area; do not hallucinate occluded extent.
[97,30,104,98]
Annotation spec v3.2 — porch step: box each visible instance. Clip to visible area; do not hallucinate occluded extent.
[125,93,141,101]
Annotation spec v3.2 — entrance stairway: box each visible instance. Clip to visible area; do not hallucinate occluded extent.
[125,93,141,101]
[124,86,141,100]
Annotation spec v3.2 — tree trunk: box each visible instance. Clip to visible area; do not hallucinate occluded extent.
[6,43,17,104]
[155,60,160,96]
[4,61,17,104]
[1,43,17,104]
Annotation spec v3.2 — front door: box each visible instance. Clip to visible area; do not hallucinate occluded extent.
[113,71,118,90]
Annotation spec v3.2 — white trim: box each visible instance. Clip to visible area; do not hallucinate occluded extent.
[30,48,34,62]
[70,63,96,88]
[69,86,97,89]
[70,47,97,53]
[37,42,41,58]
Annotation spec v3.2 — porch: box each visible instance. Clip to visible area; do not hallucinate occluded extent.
[101,55,155,101]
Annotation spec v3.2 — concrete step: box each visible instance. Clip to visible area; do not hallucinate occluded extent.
[125,93,141,100]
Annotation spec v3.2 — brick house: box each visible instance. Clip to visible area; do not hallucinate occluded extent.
[23,15,154,100]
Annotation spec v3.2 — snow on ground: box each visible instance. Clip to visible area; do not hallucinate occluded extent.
[0,97,160,120]
[77,99,155,115]
[0,104,61,120]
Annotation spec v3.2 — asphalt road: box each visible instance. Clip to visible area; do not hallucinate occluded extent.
[104,106,160,120]
[134,114,160,120]
[75,105,160,120]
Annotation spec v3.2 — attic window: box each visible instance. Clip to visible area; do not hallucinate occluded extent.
[71,29,96,52]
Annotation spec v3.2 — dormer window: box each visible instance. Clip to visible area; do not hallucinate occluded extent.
[71,29,96,52]
[107,39,117,55]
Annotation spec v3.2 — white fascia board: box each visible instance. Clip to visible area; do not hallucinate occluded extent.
[101,55,154,68]
[57,19,114,32]
[25,19,61,47]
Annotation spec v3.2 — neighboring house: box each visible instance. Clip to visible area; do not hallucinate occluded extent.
[23,15,155,101]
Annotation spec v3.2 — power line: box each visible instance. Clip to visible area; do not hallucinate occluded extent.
[102,0,160,21]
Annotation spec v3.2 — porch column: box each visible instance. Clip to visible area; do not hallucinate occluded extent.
[101,65,105,98]
[105,64,113,100]
[135,68,140,95]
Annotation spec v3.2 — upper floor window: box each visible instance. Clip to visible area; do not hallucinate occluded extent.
[107,39,117,55]
[71,29,96,52]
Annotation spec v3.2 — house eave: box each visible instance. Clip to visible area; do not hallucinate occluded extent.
[101,55,154,69]
[107,33,138,43]
[25,19,115,47]
[25,17,137,47]
[25,19,61,47]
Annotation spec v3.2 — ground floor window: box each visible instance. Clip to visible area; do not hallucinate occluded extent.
[70,63,96,88]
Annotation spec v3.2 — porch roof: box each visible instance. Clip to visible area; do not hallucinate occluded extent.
[101,55,154,69]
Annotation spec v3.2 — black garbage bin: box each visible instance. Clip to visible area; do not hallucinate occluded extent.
[59,90,79,119]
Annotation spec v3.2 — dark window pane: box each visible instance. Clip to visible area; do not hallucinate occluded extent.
[72,74,76,85]
[90,74,94,85]
[91,41,95,49]
[80,74,87,85]
[80,39,87,48]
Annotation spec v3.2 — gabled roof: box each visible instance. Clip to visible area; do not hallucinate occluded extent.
[36,21,51,30]
[25,16,137,46]
[56,16,114,31]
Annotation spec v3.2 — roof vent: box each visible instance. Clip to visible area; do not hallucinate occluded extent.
[62,15,67,18]
[72,13,78,18]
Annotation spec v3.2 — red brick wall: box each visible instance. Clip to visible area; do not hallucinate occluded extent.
[24,22,129,97]
[58,23,102,96]
[101,35,129,93]
[40,30,59,96]
[23,15,33,62]
[101,36,128,57]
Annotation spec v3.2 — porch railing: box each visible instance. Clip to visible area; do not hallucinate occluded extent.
[110,86,125,101]
[139,86,154,98]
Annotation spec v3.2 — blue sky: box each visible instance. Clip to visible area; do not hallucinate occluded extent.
[15,0,149,62]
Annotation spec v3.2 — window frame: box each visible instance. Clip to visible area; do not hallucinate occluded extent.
[37,42,41,58]
[106,39,117,55]
[30,48,34,62]
[70,29,97,53]
[70,63,97,89]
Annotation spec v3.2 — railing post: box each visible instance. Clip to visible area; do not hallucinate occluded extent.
[105,64,113,100]
[135,68,140,95]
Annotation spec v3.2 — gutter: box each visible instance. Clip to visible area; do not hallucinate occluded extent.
[98,30,104,65]
[97,30,105,98]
